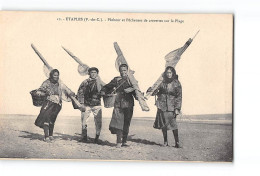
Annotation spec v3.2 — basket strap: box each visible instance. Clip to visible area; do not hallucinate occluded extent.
[111,79,127,94]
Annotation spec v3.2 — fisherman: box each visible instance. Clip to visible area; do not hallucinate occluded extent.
[35,69,76,142]
[100,64,136,148]
[147,66,182,148]
[77,67,105,143]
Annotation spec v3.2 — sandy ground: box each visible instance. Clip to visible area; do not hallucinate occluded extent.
[0,114,232,161]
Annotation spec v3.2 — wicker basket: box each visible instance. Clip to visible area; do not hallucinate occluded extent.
[103,94,117,108]
[30,89,47,107]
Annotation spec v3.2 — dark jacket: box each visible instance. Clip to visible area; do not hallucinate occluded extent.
[77,78,102,106]
[101,76,135,108]
[155,79,182,112]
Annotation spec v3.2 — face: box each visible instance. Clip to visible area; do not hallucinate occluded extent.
[89,70,98,79]
[166,69,173,79]
[119,66,128,77]
[52,72,59,82]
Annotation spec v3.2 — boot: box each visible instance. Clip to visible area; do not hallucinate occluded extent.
[43,125,51,142]
[162,129,168,147]
[49,124,54,140]
[122,135,129,147]
[173,129,180,148]
[94,134,100,144]
[43,137,51,143]
[175,142,180,148]
[80,128,88,142]
[116,131,122,148]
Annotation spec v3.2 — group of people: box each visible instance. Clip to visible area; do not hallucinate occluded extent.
[34,64,182,148]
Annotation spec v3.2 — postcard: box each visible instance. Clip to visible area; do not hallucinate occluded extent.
[0,11,233,161]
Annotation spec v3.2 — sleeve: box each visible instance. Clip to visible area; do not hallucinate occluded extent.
[132,90,138,100]
[152,83,163,96]
[60,82,75,102]
[174,81,182,110]
[101,77,118,94]
[38,80,50,95]
[77,80,88,104]
[61,83,74,95]
[146,82,163,96]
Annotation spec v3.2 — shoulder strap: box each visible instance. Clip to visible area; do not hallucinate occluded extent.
[111,77,127,94]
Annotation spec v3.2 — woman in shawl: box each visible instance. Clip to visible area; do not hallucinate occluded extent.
[35,69,75,142]
[147,66,182,148]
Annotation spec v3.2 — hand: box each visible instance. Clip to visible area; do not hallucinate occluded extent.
[124,87,135,93]
[80,106,86,112]
[69,92,76,97]
[36,91,45,96]
[92,94,98,99]
[100,91,106,96]
[146,87,152,93]
[153,89,159,96]
[175,109,180,115]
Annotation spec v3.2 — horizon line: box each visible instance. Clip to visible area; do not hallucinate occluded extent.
[0,113,233,117]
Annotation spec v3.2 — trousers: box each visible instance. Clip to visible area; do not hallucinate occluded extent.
[81,106,102,137]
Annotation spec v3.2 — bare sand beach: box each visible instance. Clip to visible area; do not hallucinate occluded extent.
[0,114,232,161]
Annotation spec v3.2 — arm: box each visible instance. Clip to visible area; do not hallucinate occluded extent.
[174,81,182,114]
[146,82,162,96]
[61,83,75,97]
[101,77,118,94]
[77,80,88,104]
[37,80,50,95]
[60,81,85,111]
[132,91,138,100]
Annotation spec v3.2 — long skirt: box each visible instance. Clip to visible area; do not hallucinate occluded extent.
[35,100,62,128]
[153,109,178,130]
[109,107,133,135]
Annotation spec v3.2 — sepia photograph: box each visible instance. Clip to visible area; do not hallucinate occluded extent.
[0,11,233,161]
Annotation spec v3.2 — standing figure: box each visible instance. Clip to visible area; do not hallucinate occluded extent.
[35,69,75,142]
[147,66,182,148]
[101,64,136,148]
[77,67,104,143]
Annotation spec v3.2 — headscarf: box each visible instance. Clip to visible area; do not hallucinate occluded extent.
[163,66,178,83]
[49,69,59,84]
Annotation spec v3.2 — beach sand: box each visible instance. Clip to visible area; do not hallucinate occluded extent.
[0,114,232,161]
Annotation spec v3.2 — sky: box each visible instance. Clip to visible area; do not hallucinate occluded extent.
[0,12,233,117]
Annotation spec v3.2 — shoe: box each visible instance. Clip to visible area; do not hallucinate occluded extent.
[162,142,168,147]
[79,136,88,142]
[121,143,129,147]
[49,136,54,140]
[43,137,51,143]
[94,135,100,144]
[94,138,99,144]
[116,143,121,148]
[174,142,181,148]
